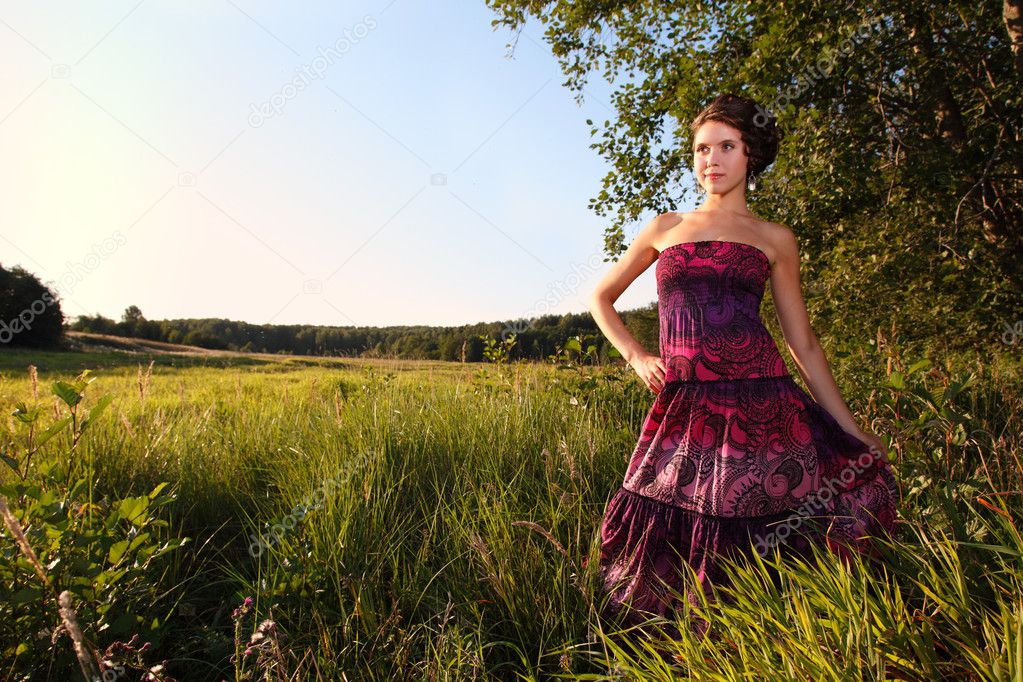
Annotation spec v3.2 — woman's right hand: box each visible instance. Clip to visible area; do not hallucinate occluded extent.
[629,353,667,394]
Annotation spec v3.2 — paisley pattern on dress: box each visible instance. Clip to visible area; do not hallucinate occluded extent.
[596,240,899,638]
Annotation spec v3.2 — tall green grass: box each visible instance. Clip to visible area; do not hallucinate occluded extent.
[0,348,1020,680]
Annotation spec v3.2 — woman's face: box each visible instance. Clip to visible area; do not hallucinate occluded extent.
[693,120,749,194]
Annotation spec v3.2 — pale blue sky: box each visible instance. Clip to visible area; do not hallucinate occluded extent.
[1,1,678,328]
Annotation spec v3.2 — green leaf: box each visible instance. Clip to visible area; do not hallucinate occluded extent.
[945,374,977,401]
[80,394,114,433]
[127,532,151,553]
[35,417,72,449]
[108,539,130,564]
[107,611,141,637]
[906,359,932,375]
[149,537,188,560]
[117,497,150,526]
[12,402,39,424]
[911,385,938,411]
[0,451,20,473]
[51,381,82,408]
[148,482,172,500]
[11,586,43,605]
[70,370,95,394]
[67,478,89,502]
[96,568,126,590]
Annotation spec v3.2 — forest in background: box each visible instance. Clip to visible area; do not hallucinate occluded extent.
[65,303,657,363]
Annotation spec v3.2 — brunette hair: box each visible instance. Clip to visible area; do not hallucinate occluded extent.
[690,93,782,181]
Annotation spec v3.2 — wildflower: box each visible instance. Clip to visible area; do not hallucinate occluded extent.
[232,596,254,619]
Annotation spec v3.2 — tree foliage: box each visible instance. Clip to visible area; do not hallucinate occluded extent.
[486,0,1023,351]
[0,263,64,349]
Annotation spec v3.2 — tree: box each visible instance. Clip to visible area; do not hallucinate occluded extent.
[0,264,65,348]
[486,0,1023,351]
[121,306,145,325]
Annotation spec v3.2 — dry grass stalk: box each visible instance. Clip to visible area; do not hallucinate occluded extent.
[58,591,102,681]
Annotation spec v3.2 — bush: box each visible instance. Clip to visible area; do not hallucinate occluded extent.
[0,367,187,680]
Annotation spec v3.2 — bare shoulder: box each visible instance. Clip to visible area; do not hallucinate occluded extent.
[634,211,686,249]
[652,211,688,232]
[662,210,699,227]
[762,221,799,260]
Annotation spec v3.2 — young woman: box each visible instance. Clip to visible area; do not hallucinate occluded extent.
[588,93,898,639]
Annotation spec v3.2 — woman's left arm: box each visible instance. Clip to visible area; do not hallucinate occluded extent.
[767,228,886,457]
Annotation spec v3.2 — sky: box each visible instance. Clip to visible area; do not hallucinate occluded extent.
[0,1,682,329]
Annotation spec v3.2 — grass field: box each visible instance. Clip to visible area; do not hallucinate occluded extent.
[1,345,1021,680]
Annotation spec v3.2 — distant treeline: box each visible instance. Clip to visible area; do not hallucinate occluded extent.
[68,305,661,362]
[5,260,665,361]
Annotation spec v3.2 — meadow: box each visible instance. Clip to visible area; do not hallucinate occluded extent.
[0,343,1021,680]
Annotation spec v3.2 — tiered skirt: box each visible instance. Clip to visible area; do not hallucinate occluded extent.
[596,373,899,638]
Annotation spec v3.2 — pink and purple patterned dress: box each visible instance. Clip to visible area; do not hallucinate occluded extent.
[597,239,899,637]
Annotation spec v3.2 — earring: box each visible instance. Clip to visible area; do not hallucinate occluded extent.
[747,171,757,192]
